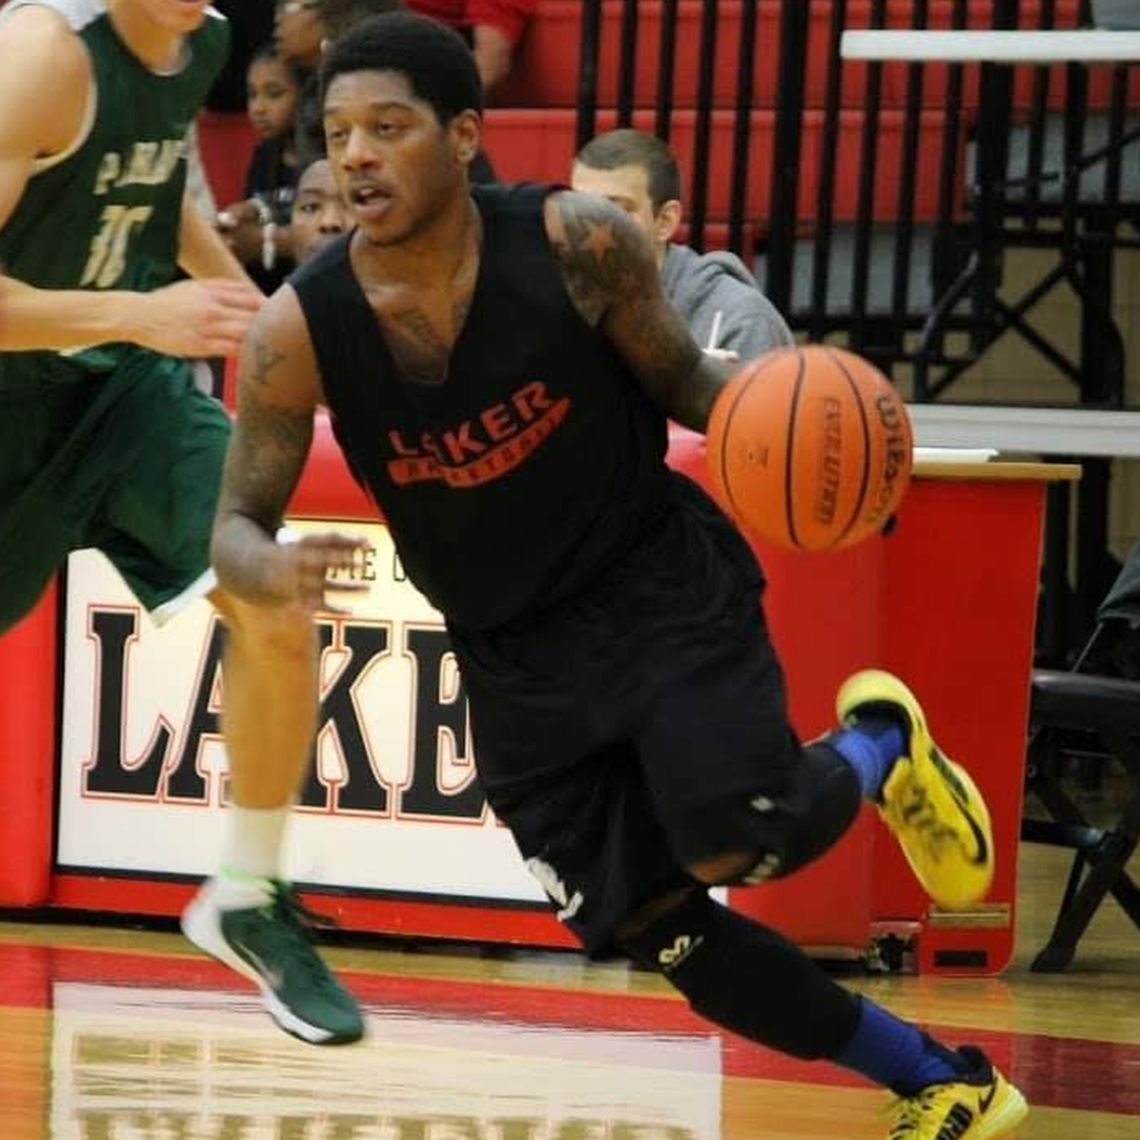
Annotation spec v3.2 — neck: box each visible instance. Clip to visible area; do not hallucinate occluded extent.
[354,191,480,288]
[107,0,186,73]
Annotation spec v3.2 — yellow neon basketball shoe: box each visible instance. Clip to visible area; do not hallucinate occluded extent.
[886,1048,1028,1138]
[836,670,994,909]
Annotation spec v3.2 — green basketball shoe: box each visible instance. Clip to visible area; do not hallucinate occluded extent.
[182,877,364,1044]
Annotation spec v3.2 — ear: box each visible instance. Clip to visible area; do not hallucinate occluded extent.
[655,199,682,244]
[452,109,482,165]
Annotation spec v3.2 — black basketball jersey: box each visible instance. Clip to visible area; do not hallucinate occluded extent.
[290,183,672,630]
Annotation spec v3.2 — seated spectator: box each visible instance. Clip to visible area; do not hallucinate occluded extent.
[408,0,535,94]
[275,0,326,73]
[290,0,405,161]
[216,43,304,293]
[572,129,792,363]
[290,156,350,265]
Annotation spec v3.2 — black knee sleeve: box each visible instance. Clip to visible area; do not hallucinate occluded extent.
[687,743,861,884]
[621,891,860,1060]
[770,743,862,878]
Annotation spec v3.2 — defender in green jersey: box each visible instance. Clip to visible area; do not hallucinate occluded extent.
[0,0,363,1045]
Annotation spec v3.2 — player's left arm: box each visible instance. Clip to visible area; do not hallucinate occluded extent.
[178,193,258,288]
[545,189,733,433]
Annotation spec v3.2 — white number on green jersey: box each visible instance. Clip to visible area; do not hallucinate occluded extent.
[80,205,154,288]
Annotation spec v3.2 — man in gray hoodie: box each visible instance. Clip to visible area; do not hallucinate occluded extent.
[572,129,793,363]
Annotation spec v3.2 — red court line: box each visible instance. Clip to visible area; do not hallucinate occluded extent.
[2,940,1135,1117]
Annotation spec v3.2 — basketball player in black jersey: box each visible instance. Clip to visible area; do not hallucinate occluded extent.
[211,13,1026,1137]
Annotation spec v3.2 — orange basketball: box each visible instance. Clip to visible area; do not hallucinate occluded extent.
[706,345,913,551]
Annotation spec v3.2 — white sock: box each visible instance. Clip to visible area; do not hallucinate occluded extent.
[212,805,290,907]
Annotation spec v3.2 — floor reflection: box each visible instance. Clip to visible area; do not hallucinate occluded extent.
[51,982,721,1140]
[2,842,1139,1140]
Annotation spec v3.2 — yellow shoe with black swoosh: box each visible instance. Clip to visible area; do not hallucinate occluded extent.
[886,1047,1029,1138]
[836,670,995,910]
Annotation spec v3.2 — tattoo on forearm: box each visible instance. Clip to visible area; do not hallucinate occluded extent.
[220,402,312,534]
[248,340,286,387]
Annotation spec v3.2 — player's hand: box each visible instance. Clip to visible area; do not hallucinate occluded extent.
[131,278,264,358]
[272,532,375,616]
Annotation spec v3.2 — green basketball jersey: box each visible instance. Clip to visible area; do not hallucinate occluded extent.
[0,0,229,381]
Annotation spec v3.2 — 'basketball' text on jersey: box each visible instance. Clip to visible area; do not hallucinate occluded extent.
[93,140,187,196]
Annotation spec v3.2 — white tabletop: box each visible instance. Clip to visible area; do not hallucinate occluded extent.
[841,29,1140,64]
[907,403,1140,457]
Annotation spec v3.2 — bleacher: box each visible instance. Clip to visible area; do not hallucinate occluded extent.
[195,0,1140,662]
[200,0,1138,371]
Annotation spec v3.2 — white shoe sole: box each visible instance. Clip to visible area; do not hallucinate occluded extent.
[181,887,339,1044]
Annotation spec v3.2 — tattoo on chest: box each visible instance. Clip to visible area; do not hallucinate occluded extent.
[385,294,474,387]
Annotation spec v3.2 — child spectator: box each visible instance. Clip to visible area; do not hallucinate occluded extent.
[216,44,303,293]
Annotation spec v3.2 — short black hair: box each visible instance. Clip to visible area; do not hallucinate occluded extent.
[575,129,683,211]
[320,0,404,41]
[319,11,483,124]
[250,41,305,88]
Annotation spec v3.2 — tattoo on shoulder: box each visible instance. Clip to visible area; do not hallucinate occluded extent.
[549,193,650,326]
[248,340,286,387]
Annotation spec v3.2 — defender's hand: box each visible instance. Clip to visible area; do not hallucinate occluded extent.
[132,278,263,358]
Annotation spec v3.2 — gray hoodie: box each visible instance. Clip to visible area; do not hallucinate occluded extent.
[661,243,794,362]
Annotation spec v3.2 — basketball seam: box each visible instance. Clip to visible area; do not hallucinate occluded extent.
[784,349,806,550]
[825,346,872,547]
[718,349,790,534]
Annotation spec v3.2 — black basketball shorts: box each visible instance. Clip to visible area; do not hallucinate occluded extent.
[448,476,804,954]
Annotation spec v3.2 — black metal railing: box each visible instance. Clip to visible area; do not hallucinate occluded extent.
[572,0,1139,399]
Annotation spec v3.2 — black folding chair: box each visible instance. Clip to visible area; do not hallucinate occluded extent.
[1022,544,1140,972]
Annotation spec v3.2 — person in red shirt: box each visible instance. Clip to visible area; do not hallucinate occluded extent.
[408,0,534,91]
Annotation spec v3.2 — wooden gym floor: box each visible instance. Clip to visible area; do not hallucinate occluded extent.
[0,842,1137,1139]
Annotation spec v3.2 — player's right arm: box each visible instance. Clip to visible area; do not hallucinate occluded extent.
[211,286,369,613]
[0,6,260,357]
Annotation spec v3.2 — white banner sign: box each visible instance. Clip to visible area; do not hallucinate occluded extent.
[58,520,548,904]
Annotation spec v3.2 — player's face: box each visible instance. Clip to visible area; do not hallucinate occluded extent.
[247,56,300,140]
[324,70,479,247]
[290,160,349,263]
[275,0,325,68]
[126,0,212,33]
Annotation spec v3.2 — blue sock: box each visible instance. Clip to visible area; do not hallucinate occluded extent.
[835,997,966,1094]
[827,718,906,800]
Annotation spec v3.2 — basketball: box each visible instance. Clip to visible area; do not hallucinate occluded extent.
[706,345,913,551]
